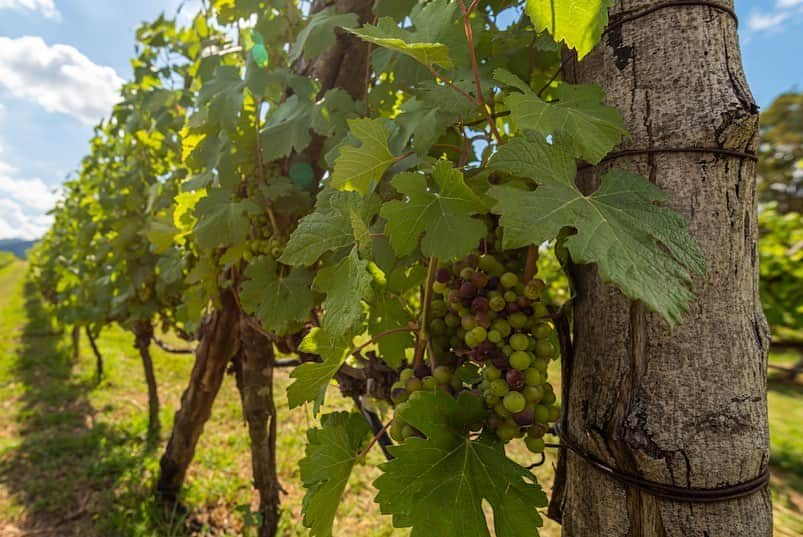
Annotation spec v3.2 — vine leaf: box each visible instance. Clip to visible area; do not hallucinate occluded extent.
[287,328,351,410]
[290,7,360,62]
[368,294,415,369]
[525,0,614,60]
[300,412,371,537]
[380,160,487,261]
[489,168,706,326]
[496,69,627,164]
[260,95,321,162]
[239,256,315,335]
[347,17,454,69]
[197,65,245,132]
[280,189,378,266]
[193,189,260,249]
[374,390,546,537]
[329,118,396,194]
[314,248,374,338]
[488,133,577,185]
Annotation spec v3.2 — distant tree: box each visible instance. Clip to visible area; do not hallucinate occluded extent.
[759,92,803,212]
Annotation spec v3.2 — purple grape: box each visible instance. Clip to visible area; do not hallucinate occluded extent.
[506,369,525,391]
[471,296,490,314]
[459,281,477,299]
[513,408,535,427]
[414,364,431,379]
[492,354,509,369]
[506,303,520,314]
[466,254,479,268]
[486,276,500,290]
[435,267,452,284]
[470,271,488,289]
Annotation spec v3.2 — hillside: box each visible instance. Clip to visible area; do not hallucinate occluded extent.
[0,239,36,260]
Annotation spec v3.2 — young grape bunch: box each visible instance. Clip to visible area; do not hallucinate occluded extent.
[388,247,561,453]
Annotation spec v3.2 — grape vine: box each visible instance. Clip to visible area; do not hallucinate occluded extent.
[30,1,706,535]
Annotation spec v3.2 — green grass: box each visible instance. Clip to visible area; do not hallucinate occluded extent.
[0,258,800,536]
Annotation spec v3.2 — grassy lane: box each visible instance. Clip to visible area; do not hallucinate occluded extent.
[0,258,800,536]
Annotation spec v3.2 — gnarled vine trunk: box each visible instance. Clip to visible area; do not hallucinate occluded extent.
[552,2,772,536]
[86,327,103,382]
[133,320,161,446]
[234,321,280,537]
[156,289,241,504]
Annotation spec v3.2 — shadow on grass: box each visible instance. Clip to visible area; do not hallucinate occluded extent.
[0,282,191,536]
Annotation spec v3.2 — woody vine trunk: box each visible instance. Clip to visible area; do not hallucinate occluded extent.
[133,320,161,447]
[233,321,280,537]
[553,2,772,536]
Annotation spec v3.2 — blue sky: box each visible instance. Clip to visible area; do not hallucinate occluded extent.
[0,0,802,239]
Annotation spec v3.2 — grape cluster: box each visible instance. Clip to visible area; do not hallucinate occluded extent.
[389,250,560,453]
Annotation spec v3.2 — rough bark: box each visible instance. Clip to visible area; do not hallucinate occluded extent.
[156,289,241,504]
[86,327,103,382]
[233,320,281,537]
[556,2,772,536]
[134,320,161,446]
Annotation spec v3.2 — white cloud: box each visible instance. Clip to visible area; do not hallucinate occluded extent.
[0,199,52,240]
[776,0,803,8]
[0,175,59,211]
[749,11,790,31]
[0,36,123,125]
[0,0,60,20]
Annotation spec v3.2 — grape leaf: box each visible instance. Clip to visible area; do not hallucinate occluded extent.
[329,118,397,194]
[290,7,360,61]
[496,70,626,164]
[380,160,487,261]
[239,256,315,335]
[368,294,415,368]
[287,328,352,409]
[374,390,546,537]
[193,189,260,250]
[260,95,321,162]
[525,0,613,60]
[488,133,577,185]
[314,248,373,338]
[197,65,245,132]
[347,17,454,69]
[300,412,371,537]
[489,169,705,325]
[280,189,378,266]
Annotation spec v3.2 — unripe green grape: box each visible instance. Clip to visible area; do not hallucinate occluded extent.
[270,246,282,257]
[433,281,448,294]
[400,368,414,382]
[489,378,510,397]
[496,423,518,442]
[525,436,546,454]
[489,295,506,312]
[461,314,476,331]
[406,377,423,392]
[433,365,452,384]
[484,364,502,380]
[493,319,511,338]
[389,419,406,442]
[430,299,447,317]
[535,340,555,358]
[532,302,549,318]
[509,312,528,328]
[532,358,548,373]
[419,376,436,391]
[509,333,530,351]
[548,405,561,422]
[502,345,513,356]
[449,335,462,349]
[391,387,409,404]
[444,313,460,328]
[503,391,526,414]
[541,390,556,406]
[430,318,447,335]
[469,326,487,343]
[494,402,512,418]
[488,329,502,343]
[533,322,553,340]
[503,290,518,303]
[533,405,550,423]
[500,272,519,288]
[464,332,478,348]
[523,385,544,404]
[460,267,474,280]
[524,368,544,386]
[478,255,498,273]
[509,350,531,371]
[484,392,500,406]
[523,279,545,300]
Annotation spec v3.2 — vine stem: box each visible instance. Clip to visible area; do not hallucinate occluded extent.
[254,99,282,239]
[457,0,502,144]
[524,245,539,282]
[351,324,419,358]
[358,420,392,458]
[414,257,439,367]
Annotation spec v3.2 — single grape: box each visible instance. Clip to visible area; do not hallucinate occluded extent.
[430,318,447,335]
[548,405,561,422]
[496,423,518,442]
[541,390,557,406]
[513,407,535,427]
[474,311,491,328]
[535,340,555,358]
[532,358,548,373]
[525,436,546,454]
[528,423,547,438]
[503,290,518,303]
[524,368,544,386]
[469,326,487,343]
[400,368,414,382]
[532,302,549,318]
[489,378,510,397]
[389,419,405,442]
[478,255,497,273]
[500,272,519,288]
[509,333,530,351]
[506,368,525,391]
[509,350,531,371]
[494,402,513,418]
[432,365,452,384]
[414,364,431,379]
[486,275,501,290]
[484,392,500,407]
[470,271,489,289]
[460,267,474,280]
[435,267,452,283]
[484,364,502,380]
[422,376,438,391]
[471,296,490,313]
[433,281,448,294]
[523,385,544,404]
[503,391,526,414]
[533,322,553,339]
[444,313,460,328]
[489,295,506,312]
[465,254,479,268]
[533,405,550,423]
[509,312,528,328]
[406,377,423,392]
[492,319,512,338]
[391,387,409,404]
[461,314,477,331]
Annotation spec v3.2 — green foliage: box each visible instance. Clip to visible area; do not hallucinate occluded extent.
[299,412,371,537]
[525,0,614,60]
[759,205,803,333]
[329,118,397,194]
[758,92,803,212]
[375,390,547,537]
